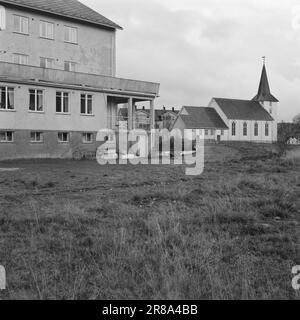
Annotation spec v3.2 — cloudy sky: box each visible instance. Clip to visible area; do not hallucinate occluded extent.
[82,0,300,121]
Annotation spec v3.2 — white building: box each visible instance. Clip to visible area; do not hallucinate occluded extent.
[173,62,279,143]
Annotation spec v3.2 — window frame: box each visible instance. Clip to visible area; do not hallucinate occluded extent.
[13,14,29,35]
[30,131,44,143]
[40,57,54,69]
[254,122,259,137]
[0,131,14,143]
[58,132,70,143]
[39,20,54,40]
[243,122,248,137]
[0,86,15,110]
[29,89,44,112]
[80,93,93,115]
[265,123,270,137]
[64,25,78,44]
[64,61,76,72]
[232,122,236,136]
[56,91,70,114]
[13,53,29,65]
[82,132,94,144]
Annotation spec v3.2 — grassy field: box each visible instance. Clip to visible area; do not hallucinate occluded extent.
[0,143,299,300]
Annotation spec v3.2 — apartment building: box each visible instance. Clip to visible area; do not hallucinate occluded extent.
[0,0,160,160]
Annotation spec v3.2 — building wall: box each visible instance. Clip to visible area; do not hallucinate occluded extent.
[0,130,100,160]
[0,5,116,76]
[209,99,276,143]
[0,81,108,132]
[225,120,274,143]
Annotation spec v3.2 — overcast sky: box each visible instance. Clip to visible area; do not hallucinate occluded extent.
[82,0,300,121]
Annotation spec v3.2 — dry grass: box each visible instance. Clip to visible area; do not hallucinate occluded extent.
[0,144,299,300]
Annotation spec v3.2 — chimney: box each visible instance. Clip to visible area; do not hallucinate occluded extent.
[172,107,175,112]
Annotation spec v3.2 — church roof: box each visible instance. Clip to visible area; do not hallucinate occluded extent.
[179,107,228,129]
[0,0,122,29]
[252,64,278,102]
[213,98,274,121]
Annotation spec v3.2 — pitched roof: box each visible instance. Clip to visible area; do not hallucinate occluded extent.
[0,0,122,29]
[252,64,278,102]
[213,98,274,121]
[179,107,228,129]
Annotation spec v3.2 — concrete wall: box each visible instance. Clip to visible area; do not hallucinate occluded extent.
[0,81,108,132]
[0,5,116,76]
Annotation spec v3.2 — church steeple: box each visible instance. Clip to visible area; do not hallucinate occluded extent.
[253,59,279,102]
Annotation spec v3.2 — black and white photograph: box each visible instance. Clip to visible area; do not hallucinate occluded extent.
[0,0,299,307]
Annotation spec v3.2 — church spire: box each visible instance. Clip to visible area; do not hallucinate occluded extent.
[253,58,278,102]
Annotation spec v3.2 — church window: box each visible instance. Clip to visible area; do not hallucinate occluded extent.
[232,122,236,136]
[243,122,248,136]
[254,123,259,137]
[265,123,269,137]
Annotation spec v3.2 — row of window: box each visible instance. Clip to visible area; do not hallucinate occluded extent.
[0,131,94,144]
[13,53,77,71]
[13,15,78,43]
[232,122,270,137]
[0,86,94,115]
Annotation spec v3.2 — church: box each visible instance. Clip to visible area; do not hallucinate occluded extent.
[172,62,279,143]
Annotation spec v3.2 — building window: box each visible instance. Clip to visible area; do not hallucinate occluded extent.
[30,132,43,143]
[40,21,54,39]
[269,108,273,115]
[13,53,28,65]
[56,92,69,113]
[210,129,215,136]
[232,122,236,136]
[265,123,269,137]
[82,132,94,144]
[80,94,93,115]
[205,129,209,136]
[29,89,44,112]
[58,132,69,143]
[40,57,54,69]
[254,123,259,137]
[14,15,29,34]
[0,131,14,142]
[64,61,76,72]
[243,122,248,136]
[221,130,224,136]
[0,87,14,110]
[269,102,273,107]
[64,26,78,44]
[0,5,6,30]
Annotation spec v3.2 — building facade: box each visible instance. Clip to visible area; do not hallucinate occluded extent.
[173,62,278,143]
[0,0,159,160]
